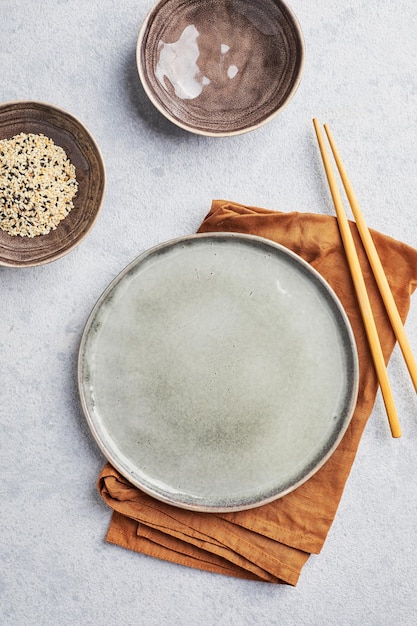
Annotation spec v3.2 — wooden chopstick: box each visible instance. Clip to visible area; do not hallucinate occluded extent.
[324,123,417,395]
[313,118,402,438]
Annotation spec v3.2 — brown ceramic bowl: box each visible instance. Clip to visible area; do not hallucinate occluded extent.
[0,101,106,267]
[137,0,305,136]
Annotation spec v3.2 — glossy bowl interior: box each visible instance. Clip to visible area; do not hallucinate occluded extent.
[0,101,106,267]
[137,0,305,136]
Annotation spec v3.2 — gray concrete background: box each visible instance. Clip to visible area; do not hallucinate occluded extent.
[1,1,417,624]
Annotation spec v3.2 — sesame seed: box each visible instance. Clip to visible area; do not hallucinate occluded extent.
[0,132,78,237]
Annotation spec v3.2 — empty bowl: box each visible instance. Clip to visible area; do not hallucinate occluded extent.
[137,0,305,136]
[0,100,106,267]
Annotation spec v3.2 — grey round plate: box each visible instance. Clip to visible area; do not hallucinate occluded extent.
[78,233,359,512]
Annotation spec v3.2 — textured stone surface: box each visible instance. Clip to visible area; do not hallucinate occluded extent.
[1,1,417,624]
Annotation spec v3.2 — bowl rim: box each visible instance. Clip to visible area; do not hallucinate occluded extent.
[136,0,305,137]
[0,99,106,267]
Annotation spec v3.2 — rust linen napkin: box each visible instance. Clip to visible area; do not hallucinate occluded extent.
[98,200,417,585]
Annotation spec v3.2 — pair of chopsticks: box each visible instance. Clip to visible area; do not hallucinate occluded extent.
[313,119,417,438]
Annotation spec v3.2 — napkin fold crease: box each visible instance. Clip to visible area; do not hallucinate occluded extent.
[97,200,417,585]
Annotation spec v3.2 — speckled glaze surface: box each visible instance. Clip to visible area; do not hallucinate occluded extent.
[78,233,358,512]
[137,0,304,136]
[0,101,105,267]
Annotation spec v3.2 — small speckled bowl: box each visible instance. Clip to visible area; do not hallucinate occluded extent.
[0,101,106,267]
[137,0,305,136]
